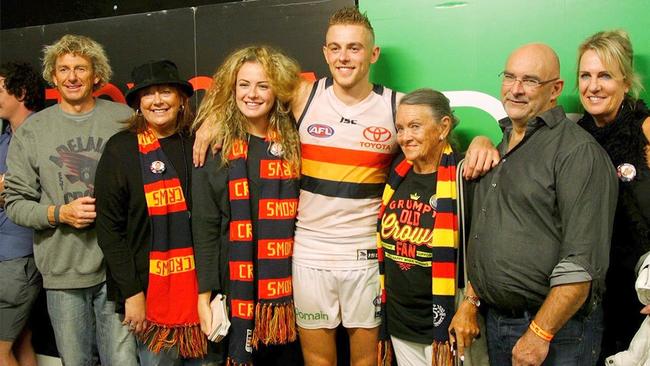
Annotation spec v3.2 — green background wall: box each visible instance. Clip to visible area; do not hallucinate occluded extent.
[360,0,650,148]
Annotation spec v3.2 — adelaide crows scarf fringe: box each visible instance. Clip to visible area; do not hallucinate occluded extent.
[376,143,458,366]
[138,127,207,358]
[226,138,297,365]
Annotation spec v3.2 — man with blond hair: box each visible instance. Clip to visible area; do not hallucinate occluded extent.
[4,34,136,365]
[287,7,401,366]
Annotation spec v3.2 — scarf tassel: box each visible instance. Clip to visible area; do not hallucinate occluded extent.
[141,323,207,358]
[431,341,455,366]
[251,302,297,347]
[377,339,393,366]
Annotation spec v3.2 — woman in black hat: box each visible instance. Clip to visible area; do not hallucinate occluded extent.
[95,60,213,365]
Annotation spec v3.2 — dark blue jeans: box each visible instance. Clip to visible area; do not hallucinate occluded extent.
[486,304,603,366]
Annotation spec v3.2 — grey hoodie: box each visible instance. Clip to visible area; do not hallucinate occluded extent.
[4,99,132,289]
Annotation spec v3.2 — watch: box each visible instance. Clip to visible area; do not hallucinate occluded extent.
[464,295,481,307]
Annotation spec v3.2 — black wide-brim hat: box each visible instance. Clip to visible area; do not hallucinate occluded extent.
[125,60,194,107]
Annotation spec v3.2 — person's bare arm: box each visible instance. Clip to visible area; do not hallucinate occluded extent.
[197,291,212,336]
[0,174,5,207]
[449,281,481,359]
[463,136,500,180]
[50,196,97,229]
[123,292,147,334]
[193,78,313,167]
[512,281,590,366]
[192,115,219,167]
[291,78,313,121]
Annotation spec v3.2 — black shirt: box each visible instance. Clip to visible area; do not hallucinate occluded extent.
[578,98,650,352]
[95,130,193,309]
[381,170,437,344]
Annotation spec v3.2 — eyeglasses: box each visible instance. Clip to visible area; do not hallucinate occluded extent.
[499,72,559,88]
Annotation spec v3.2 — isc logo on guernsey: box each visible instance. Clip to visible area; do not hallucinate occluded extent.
[307,124,334,138]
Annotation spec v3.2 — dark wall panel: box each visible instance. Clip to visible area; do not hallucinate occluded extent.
[195,0,348,79]
[0,0,353,107]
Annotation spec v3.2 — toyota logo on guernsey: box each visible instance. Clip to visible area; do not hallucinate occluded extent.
[307,124,334,138]
[361,126,392,151]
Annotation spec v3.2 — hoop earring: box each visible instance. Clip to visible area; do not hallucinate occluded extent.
[135,109,143,116]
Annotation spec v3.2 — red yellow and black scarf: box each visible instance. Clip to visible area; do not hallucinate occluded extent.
[137,127,206,357]
[227,137,298,365]
[377,143,458,366]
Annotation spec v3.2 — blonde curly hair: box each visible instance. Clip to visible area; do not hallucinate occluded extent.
[193,45,301,174]
[42,34,112,90]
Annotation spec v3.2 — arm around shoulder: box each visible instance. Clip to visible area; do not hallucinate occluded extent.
[290,78,314,121]
[462,136,501,180]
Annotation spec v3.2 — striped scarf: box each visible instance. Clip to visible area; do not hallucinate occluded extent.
[227,137,298,365]
[377,144,458,366]
[137,127,206,358]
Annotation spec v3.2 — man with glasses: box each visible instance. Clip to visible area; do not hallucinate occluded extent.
[456,43,617,365]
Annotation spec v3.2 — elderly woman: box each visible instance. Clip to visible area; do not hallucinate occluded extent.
[95,60,209,364]
[575,30,650,359]
[377,88,479,365]
[191,45,302,366]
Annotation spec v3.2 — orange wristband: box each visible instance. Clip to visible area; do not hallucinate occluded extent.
[529,320,553,342]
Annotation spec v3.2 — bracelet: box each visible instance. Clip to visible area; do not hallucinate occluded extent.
[529,320,554,342]
[53,205,61,225]
[464,295,481,307]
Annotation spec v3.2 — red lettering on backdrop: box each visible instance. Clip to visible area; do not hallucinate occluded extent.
[300,72,317,82]
[189,76,212,91]
[95,83,126,103]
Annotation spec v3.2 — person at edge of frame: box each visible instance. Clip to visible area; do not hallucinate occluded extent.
[0,61,44,366]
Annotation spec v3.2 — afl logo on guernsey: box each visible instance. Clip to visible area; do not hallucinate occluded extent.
[307,124,334,138]
[363,126,392,142]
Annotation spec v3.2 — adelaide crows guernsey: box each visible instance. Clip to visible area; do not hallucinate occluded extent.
[294,77,399,269]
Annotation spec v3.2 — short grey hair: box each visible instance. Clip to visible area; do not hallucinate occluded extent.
[399,88,459,129]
